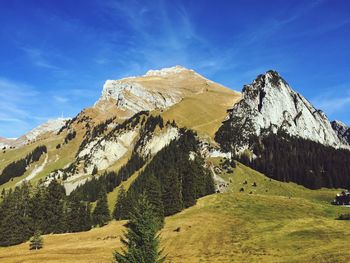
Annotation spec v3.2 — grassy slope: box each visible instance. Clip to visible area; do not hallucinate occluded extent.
[0,132,82,191]
[1,162,349,263]
[161,87,240,141]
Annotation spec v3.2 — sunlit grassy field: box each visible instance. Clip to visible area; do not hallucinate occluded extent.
[1,162,349,263]
[161,86,240,141]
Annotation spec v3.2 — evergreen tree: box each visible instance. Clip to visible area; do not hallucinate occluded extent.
[0,183,32,246]
[29,186,47,232]
[92,190,110,227]
[143,175,164,228]
[162,169,183,216]
[29,230,43,250]
[66,196,92,232]
[92,165,98,175]
[43,179,66,233]
[114,194,166,263]
[113,186,128,220]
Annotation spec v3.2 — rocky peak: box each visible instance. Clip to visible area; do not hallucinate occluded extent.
[216,70,347,151]
[331,120,350,144]
[94,65,217,115]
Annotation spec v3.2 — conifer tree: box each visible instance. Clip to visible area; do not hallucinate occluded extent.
[114,194,166,263]
[143,174,164,228]
[66,196,92,232]
[162,170,183,216]
[113,186,128,220]
[29,230,43,250]
[92,190,110,227]
[0,184,32,246]
[43,179,66,233]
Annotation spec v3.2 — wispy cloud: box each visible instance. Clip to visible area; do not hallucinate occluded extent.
[312,94,350,115]
[53,95,69,103]
[0,77,41,137]
[97,0,223,75]
[311,84,350,121]
[20,47,60,70]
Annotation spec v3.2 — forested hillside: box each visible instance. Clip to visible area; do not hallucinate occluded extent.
[0,123,214,247]
[238,131,350,189]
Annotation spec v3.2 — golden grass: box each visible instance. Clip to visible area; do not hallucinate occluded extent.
[1,163,349,263]
[162,86,240,141]
[0,132,83,191]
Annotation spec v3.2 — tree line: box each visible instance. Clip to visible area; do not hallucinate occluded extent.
[0,117,216,248]
[71,152,145,202]
[114,129,215,224]
[0,179,110,246]
[0,145,47,185]
[241,131,350,189]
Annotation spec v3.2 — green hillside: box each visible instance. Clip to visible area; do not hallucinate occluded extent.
[1,162,348,263]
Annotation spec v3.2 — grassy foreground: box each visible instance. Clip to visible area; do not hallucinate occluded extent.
[0,163,349,263]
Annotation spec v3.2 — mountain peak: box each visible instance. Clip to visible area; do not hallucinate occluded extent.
[94,65,230,115]
[144,65,192,77]
[251,70,288,89]
[216,70,347,151]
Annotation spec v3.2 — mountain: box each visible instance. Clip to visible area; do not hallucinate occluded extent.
[215,70,347,152]
[331,120,350,145]
[94,65,238,123]
[0,66,238,195]
[0,137,15,149]
[1,66,350,262]
[17,118,70,146]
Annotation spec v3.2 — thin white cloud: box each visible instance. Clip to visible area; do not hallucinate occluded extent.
[0,77,43,137]
[20,47,60,70]
[312,90,350,115]
[53,95,69,103]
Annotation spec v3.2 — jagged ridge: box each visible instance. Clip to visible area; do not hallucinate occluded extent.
[215,70,347,151]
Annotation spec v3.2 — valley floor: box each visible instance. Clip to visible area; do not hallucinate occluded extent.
[0,163,349,263]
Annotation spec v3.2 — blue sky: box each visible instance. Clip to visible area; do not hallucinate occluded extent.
[0,0,350,138]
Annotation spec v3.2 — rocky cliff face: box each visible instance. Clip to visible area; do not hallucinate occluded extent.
[215,70,347,152]
[331,120,350,145]
[47,112,180,193]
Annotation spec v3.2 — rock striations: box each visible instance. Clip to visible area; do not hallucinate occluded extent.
[216,70,348,151]
[331,120,350,145]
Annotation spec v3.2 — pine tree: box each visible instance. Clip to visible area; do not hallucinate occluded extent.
[114,194,166,263]
[0,183,32,246]
[66,196,92,232]
[29,230,43,250]
[113,186,128,220]
[162,169,183,216]
[92,165,98,175]
[143,174,164,228]
[43,179,66,233]
[92,190,110,227]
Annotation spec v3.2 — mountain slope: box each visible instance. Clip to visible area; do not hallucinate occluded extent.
[0,137,15,149]
[332,120,350,145]
[0,66,238,194]
[215,70,347,152]
[1,162,349,263]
